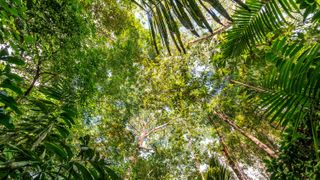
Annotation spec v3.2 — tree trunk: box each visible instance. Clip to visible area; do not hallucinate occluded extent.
[125,123,169,179]
[188,140,205,180]
[195,156,205,180]
[211,118,248,180]
[213,111,278,158]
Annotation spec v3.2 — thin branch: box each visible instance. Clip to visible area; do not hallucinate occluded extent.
[145,123,168,137]
[127,122,139,134]
[138,146,153,151]
[137,123,169,149]
[188,25,231,45]
[40,71,59,76]
[230,80,267,93]
[23,59,42,97]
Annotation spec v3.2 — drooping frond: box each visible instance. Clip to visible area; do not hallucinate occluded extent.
[258,38,320,158]
[137,0,320,55]
[259,37,320,127]
[136,0,248,54]
[223,0,300,57]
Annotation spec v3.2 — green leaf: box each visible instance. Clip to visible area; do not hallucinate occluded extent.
[60,112,75,126]
[0,93,21,114]
[105,167,120,180]
[1,57,25,65]
[56,125,70,138]
[0,111,14,129]
[3,72,24,82]
[1,79,23,95]
[44,142,68,160]
[73,162,93,180]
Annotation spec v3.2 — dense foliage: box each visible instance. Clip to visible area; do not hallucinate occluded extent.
[1,0,319,179]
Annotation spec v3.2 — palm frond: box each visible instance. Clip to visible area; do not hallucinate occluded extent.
[297,0,320,21]
[249,32,320,162]
[259,38,320,127]
[223,0,299,57]
[138,0,320,55]
[137,0,248,53]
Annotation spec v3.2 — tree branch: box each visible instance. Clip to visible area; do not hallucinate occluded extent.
[188,25,231,45]
[230,80,267,93]
[23,59,42,97]
[210,116,248,180]
[137,123,169,149]
[145,123,168,137]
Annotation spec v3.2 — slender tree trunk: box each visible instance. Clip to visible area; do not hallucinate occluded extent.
[125,123,169,179]
[211,118,248,180]
[188,140,205,180]
[195,156,205,180]
[125,151,138,180]
[213,111,278,158]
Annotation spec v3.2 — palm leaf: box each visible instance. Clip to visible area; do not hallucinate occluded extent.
[259,41,320,158]
[260,40,320,126]
[137,0,248,53]
[223,0,299,57]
